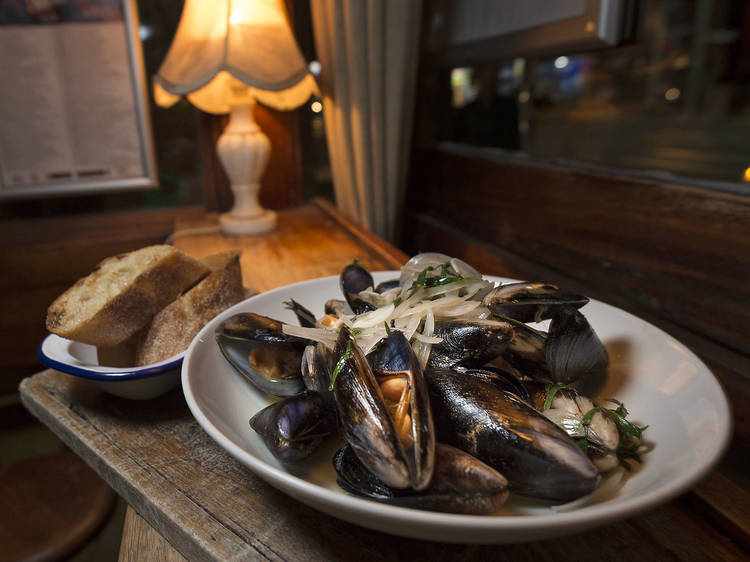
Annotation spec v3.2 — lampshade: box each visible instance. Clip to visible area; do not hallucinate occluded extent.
[153,0,317,114]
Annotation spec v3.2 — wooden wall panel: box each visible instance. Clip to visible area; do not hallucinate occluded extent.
[404,145,750,369]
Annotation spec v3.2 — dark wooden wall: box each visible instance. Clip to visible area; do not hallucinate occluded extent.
[403,143,750,447]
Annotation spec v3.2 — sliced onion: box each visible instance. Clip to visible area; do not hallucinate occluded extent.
[352,303,394,329]
[281,324,337,349]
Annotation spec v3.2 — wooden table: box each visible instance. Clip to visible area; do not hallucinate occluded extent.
[20,200,750,560]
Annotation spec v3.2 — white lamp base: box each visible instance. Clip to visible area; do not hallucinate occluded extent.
[216,100,276,236]
[219,209,277,235]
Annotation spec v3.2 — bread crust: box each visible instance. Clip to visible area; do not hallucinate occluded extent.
[46,245,209,347]
[135,250,245,365]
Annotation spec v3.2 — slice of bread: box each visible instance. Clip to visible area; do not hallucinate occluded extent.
[135,250,245,365]
[96,330,142,367]
[46,245,210,347]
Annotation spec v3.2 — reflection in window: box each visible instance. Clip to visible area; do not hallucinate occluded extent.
[446,1,750,187]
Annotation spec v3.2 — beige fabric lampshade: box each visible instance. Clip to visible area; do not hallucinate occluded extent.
[154,0,317,114]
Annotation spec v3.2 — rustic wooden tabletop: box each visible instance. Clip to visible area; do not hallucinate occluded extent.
[19,200,750,560]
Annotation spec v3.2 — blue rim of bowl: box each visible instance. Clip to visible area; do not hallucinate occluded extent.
[38,334,183,381]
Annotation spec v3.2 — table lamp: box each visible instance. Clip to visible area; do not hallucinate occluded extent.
[153,0,317,234]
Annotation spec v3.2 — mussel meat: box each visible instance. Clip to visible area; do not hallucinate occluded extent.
[216,313,306,396]
[526,382,620,472]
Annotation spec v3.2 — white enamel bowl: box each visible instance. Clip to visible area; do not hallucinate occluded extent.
[39,334,182,400]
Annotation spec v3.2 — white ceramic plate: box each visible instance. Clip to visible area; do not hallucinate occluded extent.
[39,334,182,400]
[182,272,731,543]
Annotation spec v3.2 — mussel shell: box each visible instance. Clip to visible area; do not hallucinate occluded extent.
[324,299,349,318]
[250,391,338,462]
[427,319,514,370]
[216,313,305,396]
[334,443,509,514]
[483,282,589,323]
[375,279,400,293]
[284,298,317,328]
[495,316,550,381]
[218,312,298,345]
[461,366,531,405]
[340,261,376,314]
[301,343,335,392]
[333,327,434,490]
[546,307,608,384]
[425,368,599,502]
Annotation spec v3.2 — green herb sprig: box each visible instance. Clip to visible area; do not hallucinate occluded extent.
[408,262,464,296]
[328,339,352,391]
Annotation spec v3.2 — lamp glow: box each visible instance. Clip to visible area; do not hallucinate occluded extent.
[154,0,317,235]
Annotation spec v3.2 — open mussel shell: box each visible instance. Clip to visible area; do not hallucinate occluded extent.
[334,443,509,514]
[427,318,514,371]
[425,368,600,502]
[332,327,435,491]
[494,315,550,381]
[216,313,305,396]
[340,261,376,314]
[250,391,339,462]
[546,307,609,384]
[483,282,589,323]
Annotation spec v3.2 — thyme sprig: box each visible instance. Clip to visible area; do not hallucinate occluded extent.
[543,384,648,470]
[328,339,352,392]
[408,262,464,296]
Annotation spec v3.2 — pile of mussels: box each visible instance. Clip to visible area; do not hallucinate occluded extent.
[215,253,647,514]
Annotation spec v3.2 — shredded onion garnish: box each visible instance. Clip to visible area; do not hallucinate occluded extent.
[282,260,495,364]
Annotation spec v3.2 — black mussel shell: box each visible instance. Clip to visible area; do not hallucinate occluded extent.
[546,307,608,384]
[324,299,349,318]
[425,368,599,502]
[301,343,335,392]
[334,443,509,514]
[216,313,306,396]
[250,391,338,462]
[218,313,297,345]
[375,279,400,293]
[340,261,376,314]
[483,282,589,323]
[427,319,514,370]
[333,327,434,491]
[284,299,317,328]
[461,366,531,405]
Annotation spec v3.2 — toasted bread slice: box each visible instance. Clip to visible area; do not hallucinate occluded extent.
[96,330,142,367]
[135,250,245,365]
[46,245,210,347]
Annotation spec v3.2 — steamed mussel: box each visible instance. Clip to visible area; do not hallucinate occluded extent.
[215,253,647,515]
[425,368,599,502]
[332,326,435,490]
[334,443,508,514]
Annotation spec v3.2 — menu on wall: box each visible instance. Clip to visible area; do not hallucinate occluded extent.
[0,0,156,198]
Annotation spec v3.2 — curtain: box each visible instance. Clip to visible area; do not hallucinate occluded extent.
[310,0,422,242]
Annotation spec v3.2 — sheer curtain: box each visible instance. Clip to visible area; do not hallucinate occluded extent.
[310,0,422,242]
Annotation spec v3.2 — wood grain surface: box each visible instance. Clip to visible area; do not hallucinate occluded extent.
[19,369,749,561]
[405,146,750,368]
[18,200,749,560]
